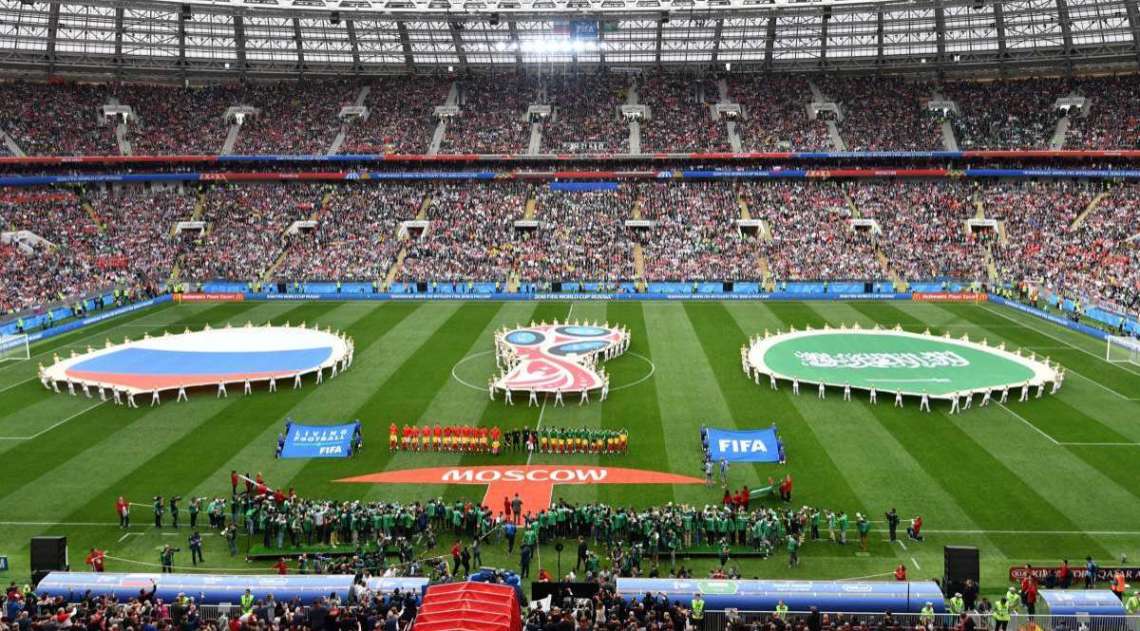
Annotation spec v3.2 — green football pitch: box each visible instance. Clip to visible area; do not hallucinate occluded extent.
[1,299,1139,595]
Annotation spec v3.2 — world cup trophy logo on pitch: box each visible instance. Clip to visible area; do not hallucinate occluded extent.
[490,320,629,405]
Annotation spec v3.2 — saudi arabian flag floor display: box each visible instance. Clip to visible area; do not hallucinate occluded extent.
[743,323,1061,403]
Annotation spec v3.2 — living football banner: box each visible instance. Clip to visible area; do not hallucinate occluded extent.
[280,421,361,459]
[706,427,783,463]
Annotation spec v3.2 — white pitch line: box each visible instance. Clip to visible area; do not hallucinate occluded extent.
[0,376,36,395]
[996,402,1060,445]
[1059,441,1140,447]
[896,539,908,551]
[117,532,141,543]
[0,400,105,440]
[911,557,921,570]
[982,305,1140,379]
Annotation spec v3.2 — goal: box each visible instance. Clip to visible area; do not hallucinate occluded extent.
[0,333,30,362]
[1105,335,1140,365]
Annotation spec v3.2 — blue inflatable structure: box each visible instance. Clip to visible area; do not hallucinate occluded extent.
[36,573,427,605]
[615,579,945,613]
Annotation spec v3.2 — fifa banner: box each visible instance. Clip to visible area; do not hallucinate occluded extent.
[705,427,783,463]
[280,421,361,459]
[912,292,988,303]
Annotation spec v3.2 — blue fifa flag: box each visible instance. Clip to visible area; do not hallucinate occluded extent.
[280,421,361,459]
[706,427,783,463]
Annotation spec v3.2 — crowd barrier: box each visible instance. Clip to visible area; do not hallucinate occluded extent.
[701,610,1140,631]
[615,579,945,613]
[3,168,1140,187]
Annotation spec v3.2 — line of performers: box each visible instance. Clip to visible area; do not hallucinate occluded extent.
[390,423,504,454]
[388,424,631,455]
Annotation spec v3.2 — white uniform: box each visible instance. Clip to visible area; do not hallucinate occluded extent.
[218,382,227,398]
[1019,383,1029,402]
[895,391,903,407]
[770,374,778,390]
[843,384,851,401]
[792,379,800,395]
[920,393,930,412]
[869,387,877,404]
[554,389,564,406]
[177,387,188,402]
[981,390,991,407]
[949,395,959,415]
[818,382,826,399]
[529,390,539,407]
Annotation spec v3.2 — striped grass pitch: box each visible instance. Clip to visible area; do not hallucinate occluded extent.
[0,299,1138,592]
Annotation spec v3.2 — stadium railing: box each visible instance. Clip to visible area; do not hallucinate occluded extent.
[704,610,1140,631]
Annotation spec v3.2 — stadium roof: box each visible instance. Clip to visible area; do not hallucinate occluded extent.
[0,0,1136,77]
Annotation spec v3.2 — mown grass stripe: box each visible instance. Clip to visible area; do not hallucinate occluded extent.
[181,302,414,501]
[0,302,268,494]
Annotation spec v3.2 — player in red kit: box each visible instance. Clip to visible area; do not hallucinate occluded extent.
[116,496,130,528]
[389,423,398,451]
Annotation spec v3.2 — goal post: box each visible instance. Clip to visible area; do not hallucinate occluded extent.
[0,333,30,362]
[1105,335,1140,365]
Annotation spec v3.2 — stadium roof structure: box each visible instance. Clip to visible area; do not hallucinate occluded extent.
[0,0,1137,78]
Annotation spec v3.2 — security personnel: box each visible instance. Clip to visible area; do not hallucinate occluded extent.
[919,601,935,626]
[1124,590,1139,614]
[993,597,1011,631]
[1006,586,1021,613]
[949,592,965,617]
[690,593,705,629]
[774,600,788,619]
[1111,570,1127,600]
[241,589,255,615]
[153,496,164,528]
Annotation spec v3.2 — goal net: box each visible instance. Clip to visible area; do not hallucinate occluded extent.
[1105,335,1140,365]
[0,333,30,362]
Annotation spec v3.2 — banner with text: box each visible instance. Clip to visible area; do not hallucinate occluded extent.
[280,421,361,459]
[705,427,783,463]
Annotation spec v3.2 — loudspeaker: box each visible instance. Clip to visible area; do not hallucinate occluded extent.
[944,546,979,595]
[552,281,562,293]
[30,536,68,574]
[723,281,734,293]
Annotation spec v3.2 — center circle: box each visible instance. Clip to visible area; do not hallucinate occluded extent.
[450,350,656,393]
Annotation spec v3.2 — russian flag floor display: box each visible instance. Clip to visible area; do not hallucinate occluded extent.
[41,322,353,401]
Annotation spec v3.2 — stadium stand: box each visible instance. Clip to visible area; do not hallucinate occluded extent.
[439,75,539,154]
[730,75,831,151]
[639,75,728,153]
[542,73,630,153]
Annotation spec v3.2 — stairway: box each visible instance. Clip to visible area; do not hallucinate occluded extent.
[81,200,106,234]
[877,248,906,291]
[1071,191,1109,229]
[983,245,999,283]
[115,122,132,156]
[1049,116,1070,150]
[527,121,543,155]
[631,193,644,220]
[843,188,862,218]
[522,194,537,220]
[737,194,752,221]
[758,256,774,291]
[0,129,24,157]
[428,121,447,155]
[384,247,409,288]
[972,191,985,219]
[633,244,646,280]
[327,126,348,155]
[726,121,743,152]
[826,120,847,151]
[940,120,959,151]
[222,124,241,154]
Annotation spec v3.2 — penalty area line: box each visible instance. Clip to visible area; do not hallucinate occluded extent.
[0,401,106,440]
[996,402,1059,445]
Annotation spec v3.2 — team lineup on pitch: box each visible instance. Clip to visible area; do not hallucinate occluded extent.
[1,299,1138,593]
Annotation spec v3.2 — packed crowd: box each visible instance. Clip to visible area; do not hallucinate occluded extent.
[399,182,530,283]
[5,74,1140,157]
[988,181,1140,313]
[0,188,183,314]
[635,182,758,281]
[944,78,1062,149]
[275,184,419,282]
[6,179,1140,319]
[542,73,630,153]
[639,75,727,153]
[339,76,451,155]
[849,181,988,281]
[231,81,359,155]
[730,75,832,151]
[820,77,943,152]
[1064,75,1140,149]
[114,83,239,156]
[438,75,539,154]
[522,188,637,281]
[742,182,883,280]
[181,184,325,281]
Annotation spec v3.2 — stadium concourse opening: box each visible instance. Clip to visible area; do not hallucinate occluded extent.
[744,323,1061,404]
